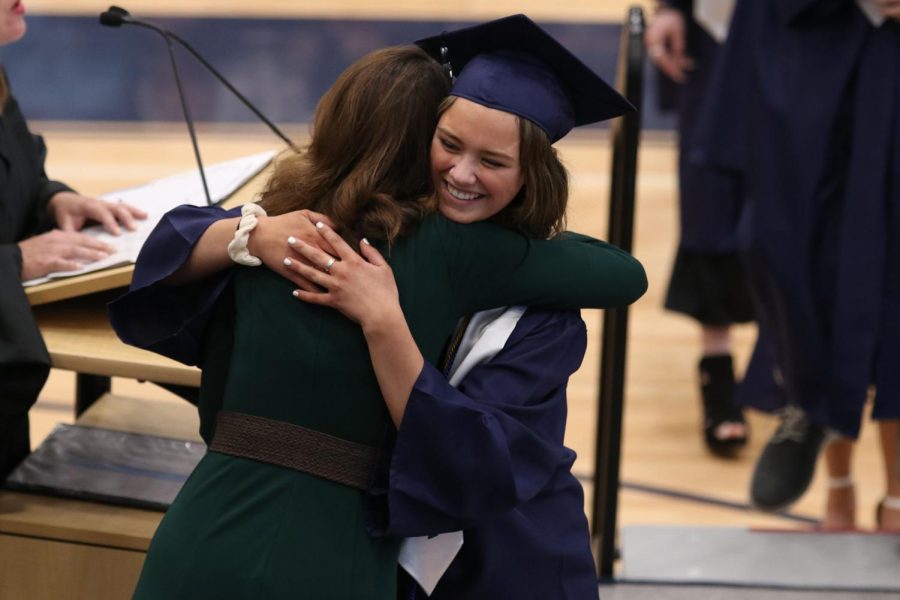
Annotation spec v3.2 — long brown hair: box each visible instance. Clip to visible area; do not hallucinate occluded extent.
[258,46,449,244]
[435,97,569,240]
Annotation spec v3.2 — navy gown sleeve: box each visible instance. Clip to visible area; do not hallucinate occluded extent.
[107,204,241,365]
[368,309,587,537]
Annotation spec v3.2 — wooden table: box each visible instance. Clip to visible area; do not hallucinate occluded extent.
[25,265,135,308]
[33,289,201,414]
[33,289,200,387]
[0,394,201,599]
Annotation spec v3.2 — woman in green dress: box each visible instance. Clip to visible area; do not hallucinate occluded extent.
[114,23,645,600]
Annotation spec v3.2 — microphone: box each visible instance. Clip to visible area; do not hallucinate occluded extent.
[98,5,128,27]
[99,6,300,204]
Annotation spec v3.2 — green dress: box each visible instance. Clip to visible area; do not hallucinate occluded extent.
[132,214,646,599]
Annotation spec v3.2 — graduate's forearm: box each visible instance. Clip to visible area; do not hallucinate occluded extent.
[362,310,424,428]
[165,217,239,285]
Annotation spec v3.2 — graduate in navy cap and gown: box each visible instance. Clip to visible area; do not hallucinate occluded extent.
[644,0,775,457]
[111,16,646,598]
[353,18,629,598]
[698,0,900,529]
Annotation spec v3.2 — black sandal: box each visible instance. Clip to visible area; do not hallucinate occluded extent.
[699,355,748,456]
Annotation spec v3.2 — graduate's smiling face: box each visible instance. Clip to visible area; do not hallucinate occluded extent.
[431,97,525,224]
[0,0,26,46]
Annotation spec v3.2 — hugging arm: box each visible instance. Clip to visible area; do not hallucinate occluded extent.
[289,224,422,427]
[109,204,337,364]
[287,217,646,427]
[108,204,242,365]
[441,219,648,313]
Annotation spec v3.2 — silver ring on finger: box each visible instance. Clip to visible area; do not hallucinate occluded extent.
[324,257,336,273]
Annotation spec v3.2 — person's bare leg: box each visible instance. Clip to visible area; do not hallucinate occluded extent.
[877,420,900,531]
[701,325,746,441]
[701,325,731,357]
[822,436,856,530]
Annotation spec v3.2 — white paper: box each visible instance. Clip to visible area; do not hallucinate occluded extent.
[23,150,276,287]
[399,533,465,596]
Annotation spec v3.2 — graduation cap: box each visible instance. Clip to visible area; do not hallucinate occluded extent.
[416,14,634,142]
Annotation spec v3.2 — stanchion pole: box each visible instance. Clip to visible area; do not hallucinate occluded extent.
[591,5,646,579]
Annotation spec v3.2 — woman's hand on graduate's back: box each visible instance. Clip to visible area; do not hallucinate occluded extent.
[248,209,336,292]
[286,222,403,329]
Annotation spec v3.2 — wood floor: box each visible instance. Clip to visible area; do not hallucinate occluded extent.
[27,124,888,535]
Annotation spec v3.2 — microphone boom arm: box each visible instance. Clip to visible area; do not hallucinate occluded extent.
[99,6,302,204]
[114,17,213,206]
[165,30,298,152]
[160,30,213,206]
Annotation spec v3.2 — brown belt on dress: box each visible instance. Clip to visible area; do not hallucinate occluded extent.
[209,410,378,491]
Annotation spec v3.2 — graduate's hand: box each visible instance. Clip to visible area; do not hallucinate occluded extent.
[876,0,900,20]
[285,222,402,330]
[18,229,115,281]
[48,191,147,236]
[645,7,694,83]
[247,209,337,293]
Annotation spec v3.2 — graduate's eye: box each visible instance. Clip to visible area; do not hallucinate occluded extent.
[482,158,505,169]
[439,137,460,152]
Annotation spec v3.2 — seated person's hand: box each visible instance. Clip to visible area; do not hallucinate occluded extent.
[17,229,115,281]
[248,208,337,292]
[48,191,147,236]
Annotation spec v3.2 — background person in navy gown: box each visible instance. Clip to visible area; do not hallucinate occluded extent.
[0,0,145,479]
[645,0,759,456]
[700,0,900,528]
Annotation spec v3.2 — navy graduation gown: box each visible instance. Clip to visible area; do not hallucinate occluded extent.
[662,0,745,254]
[657,2,783,413]
[699,1,900,436]
[368,308,598,599]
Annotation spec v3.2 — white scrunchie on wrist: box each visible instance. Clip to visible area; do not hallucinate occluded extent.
[227,203,267,266]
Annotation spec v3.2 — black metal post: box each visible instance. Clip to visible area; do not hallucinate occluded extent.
[591,6,646,579]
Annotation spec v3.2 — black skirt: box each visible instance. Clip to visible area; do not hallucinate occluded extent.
[664,247,756,326]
